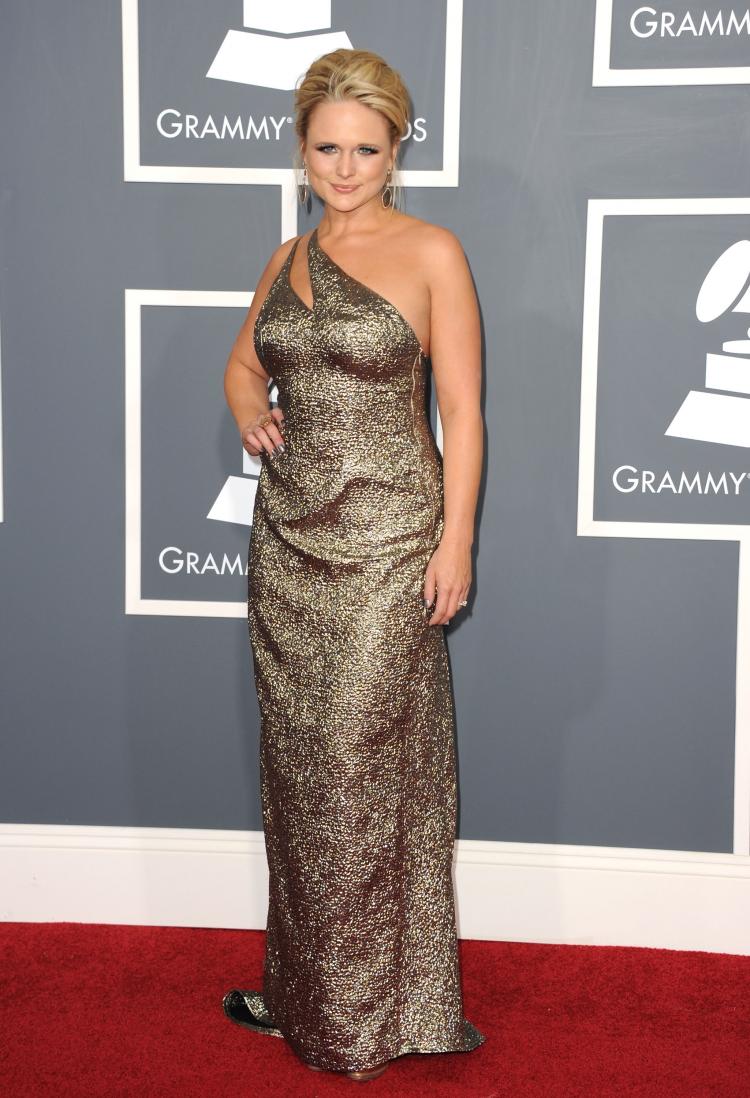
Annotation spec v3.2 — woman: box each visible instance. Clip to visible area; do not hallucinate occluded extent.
[222,48,484,1083]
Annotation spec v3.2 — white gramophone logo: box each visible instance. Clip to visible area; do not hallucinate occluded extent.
[209,378,282,526]
[207,443,263,527]
[666,240,750,448]
[207,0,353,91]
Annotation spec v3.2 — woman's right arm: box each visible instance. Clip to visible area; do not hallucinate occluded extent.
[224,237,298,457]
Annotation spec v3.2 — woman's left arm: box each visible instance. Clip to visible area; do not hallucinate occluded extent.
[422,227,483,626]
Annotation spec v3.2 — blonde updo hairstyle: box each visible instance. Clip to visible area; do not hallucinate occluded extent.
[292,48,411,213]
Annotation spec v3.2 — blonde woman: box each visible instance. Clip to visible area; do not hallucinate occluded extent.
[222,48,484,1083]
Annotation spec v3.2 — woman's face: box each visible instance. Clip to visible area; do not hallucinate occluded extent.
[302,99,397,211]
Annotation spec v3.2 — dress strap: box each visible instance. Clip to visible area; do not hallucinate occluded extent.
[286,236,302,266]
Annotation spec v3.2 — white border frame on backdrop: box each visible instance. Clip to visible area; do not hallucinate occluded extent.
[593,0,750,87]
[124,289,253,619]
[121,0,464,187]
[577,196,750,857]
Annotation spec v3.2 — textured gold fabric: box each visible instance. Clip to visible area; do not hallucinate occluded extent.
[245,226,485,1072]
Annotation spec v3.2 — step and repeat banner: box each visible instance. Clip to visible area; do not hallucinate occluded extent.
[2,1,749,874]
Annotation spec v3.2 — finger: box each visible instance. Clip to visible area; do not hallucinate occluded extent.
[437,586,463,625]
[242,411,286,453]
[266,425,286,450]
[258,427,282,456]
[240,428,264,457]
[428,586,454,626]
[445,595,462,624]
[423,571,437,612]
[268,407,286,447]
[246,427,277,457]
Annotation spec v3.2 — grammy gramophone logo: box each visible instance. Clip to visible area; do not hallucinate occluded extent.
[207,0,353,91]
[666,240,750,449]
[207,445,262,528]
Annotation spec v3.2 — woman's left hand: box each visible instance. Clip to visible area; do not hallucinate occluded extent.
[423,535,472,626]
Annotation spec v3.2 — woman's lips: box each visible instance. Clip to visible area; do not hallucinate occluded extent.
[331,184,359,193]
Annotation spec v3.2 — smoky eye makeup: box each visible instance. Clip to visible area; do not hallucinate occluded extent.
[315,144,381,155]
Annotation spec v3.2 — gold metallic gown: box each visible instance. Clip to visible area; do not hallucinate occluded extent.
[230,226,484,1072]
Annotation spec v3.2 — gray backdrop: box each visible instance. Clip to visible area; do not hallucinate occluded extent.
[1,0,746,854]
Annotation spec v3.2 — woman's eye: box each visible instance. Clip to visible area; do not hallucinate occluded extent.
[314,145,379,155]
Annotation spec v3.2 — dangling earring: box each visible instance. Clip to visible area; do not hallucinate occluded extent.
[381,167,394,209]
[298,162,309,206]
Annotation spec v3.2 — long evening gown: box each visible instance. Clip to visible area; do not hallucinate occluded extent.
[222,226,485,1073]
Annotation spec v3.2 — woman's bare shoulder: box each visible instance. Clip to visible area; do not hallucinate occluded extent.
[393,214,466,262]
[390,217,468,291]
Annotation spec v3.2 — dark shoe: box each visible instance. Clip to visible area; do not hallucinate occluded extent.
[222,989,283,1038]
[305,1058,389,1079]
[346,1062,389,1081]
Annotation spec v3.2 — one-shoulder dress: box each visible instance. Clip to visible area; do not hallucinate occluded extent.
[222,226,485,1073]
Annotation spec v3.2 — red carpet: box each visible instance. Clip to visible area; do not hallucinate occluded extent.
[1,923,749,1096]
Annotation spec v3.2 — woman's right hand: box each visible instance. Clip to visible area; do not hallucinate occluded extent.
[240,407,286,459]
